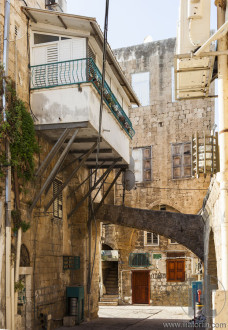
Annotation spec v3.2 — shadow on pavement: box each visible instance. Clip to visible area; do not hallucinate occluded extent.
[58,317,204,330]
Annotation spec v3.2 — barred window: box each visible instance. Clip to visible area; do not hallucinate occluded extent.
[129,253,150,267]
[53,179,63,219]
[172,142,191,179]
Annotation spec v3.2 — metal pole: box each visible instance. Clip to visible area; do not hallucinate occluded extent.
[3,0,12,329]
[217,1,228,291]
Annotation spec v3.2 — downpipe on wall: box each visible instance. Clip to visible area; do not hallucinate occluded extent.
[3,0,12,329]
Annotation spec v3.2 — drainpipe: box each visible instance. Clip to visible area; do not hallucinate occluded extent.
[217,1,228,291]
[3,1,12,329]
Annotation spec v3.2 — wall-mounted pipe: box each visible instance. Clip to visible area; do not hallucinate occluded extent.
[3,1,12,329]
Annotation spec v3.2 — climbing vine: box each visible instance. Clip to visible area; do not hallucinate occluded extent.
[0,65,39,181]
[0,64,39,232]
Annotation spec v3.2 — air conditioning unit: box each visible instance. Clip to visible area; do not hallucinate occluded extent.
[45,0,67,12]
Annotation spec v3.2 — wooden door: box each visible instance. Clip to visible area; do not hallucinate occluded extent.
[132,271,150,304]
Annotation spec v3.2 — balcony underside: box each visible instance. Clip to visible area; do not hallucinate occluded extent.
[35,121,128,168]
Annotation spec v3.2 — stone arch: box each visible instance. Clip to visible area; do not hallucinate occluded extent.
[96,203,204,260]
[102,243,113,250]
[20,244,30,267]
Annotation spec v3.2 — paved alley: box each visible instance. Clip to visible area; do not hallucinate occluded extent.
[58,305,196,330]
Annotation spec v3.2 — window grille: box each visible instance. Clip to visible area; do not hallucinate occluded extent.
[53,179,63,219]
[171,142,191,179]
[192,132,219,176]
[129,253,150,267]
[63,256,80,270]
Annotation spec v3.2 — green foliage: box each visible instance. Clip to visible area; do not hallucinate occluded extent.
[11,209,30,233]
[0,64,39,181]
[15,280,24,292]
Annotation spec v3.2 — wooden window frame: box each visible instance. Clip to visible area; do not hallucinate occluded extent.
[171,142,192,179]
[166,259,185,282]
[144,231,159,246]
[53,178,63,219]
[133,146,152,183]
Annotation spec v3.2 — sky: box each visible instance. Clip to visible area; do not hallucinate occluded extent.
[67,0,218,127]
[67,0,217,50]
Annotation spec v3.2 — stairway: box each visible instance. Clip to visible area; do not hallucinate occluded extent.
[99,295,118,306]
[104,266,118,295]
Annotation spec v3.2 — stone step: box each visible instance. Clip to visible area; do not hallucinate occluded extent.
[99,301,118,306]
[105,280,118,284]
[103,294,118,298]
[100,297,118,302]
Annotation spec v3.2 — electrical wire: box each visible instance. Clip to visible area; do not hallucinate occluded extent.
[88,0,110,300]
[94,0,109,184]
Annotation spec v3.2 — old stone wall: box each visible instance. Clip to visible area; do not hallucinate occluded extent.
[100,38,214,307]
[114,38,214,213]
[0,1,100,328]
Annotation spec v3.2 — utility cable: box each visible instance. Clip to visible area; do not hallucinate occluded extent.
[94,0,109,184]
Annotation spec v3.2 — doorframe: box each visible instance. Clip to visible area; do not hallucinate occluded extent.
[131,270,150,305]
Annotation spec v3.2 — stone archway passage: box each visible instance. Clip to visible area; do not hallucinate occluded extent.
[95,204,204,261]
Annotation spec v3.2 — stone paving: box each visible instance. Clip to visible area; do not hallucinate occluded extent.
[58,305,198,329]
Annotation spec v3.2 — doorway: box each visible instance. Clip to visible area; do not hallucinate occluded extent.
[132,270,150,304]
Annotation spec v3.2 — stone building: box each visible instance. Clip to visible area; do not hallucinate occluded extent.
[99,38,215,307]
[0,1,139,329]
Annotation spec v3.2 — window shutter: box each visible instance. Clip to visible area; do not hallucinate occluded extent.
[143,147,152,181]
[53,179,63,219]
[132,149,143,182]
[46,43,58,86]
[167,259,185,282]
[176,260,185,281]
[167,260,176,281]
[32,46,47,88]
[72,38,86,59]
[172,142,191,179]
[71,38,86,82]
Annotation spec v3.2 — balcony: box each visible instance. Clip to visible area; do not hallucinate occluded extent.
[30,58,135,139]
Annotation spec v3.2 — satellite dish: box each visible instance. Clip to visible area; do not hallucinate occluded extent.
[122,170,135,191]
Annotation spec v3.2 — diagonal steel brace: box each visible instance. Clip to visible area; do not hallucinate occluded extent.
[35,128,70,178]
[44,142,98,212]
[67,158,121,219]
[29,128,79,213]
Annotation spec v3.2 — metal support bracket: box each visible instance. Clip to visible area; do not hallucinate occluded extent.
[44,142,98,212]
[93,169,122,215]
[35,128,70,178]
[68,158,121,219]
[29,128,79,213]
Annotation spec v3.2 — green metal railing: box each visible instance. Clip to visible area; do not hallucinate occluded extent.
[30,58,135,138]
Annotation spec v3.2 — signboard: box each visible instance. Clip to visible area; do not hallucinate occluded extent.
[153,254,162,260]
